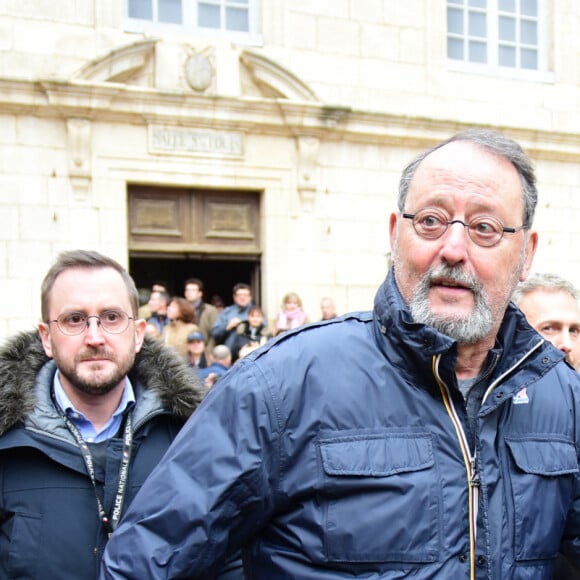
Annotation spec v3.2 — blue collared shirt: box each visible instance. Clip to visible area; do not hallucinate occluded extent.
[53,372,135,443]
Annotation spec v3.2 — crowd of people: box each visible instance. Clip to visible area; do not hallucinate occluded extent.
[139,278,340,388]
[2,128,580,579]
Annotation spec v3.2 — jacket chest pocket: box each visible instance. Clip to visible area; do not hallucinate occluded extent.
[318,432,439,564]
[505,437,578,561]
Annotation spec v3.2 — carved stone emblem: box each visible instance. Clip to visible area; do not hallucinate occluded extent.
[185,54,213,92]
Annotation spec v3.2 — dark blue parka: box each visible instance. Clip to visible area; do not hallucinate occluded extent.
[0,332,206,580]
[101,272,580,579]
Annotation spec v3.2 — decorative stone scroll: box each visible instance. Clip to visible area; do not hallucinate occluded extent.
[66,118,92,200]
[296,135,320,210]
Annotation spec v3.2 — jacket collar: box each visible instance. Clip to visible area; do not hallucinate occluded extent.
[373,268,564,394]
[0,331,206,436]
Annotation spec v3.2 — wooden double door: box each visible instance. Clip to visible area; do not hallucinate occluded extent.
[127,185,262,307]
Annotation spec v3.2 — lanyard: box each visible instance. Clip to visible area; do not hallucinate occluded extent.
[52,393,134,537]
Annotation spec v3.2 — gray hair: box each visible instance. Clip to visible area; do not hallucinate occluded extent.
[41,250,140,320]
[512,272,580,305]
[397,128,538,228]
[212,344,232,362]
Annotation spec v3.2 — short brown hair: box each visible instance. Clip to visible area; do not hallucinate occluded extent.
[41,250,139,321]
[185,278,204,292]
[170,297,195,323]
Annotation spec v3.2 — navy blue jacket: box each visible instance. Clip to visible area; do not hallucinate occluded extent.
[0,332,205,580]
[101,272,580,579]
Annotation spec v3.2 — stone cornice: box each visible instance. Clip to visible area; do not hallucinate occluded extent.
[0,77,579,160]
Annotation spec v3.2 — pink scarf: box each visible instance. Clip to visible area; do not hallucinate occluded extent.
[276,308,307,330]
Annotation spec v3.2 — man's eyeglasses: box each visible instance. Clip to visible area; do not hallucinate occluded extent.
[47,310,134,336]
[402,208,527,248]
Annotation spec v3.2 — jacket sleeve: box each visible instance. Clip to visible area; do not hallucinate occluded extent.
[100,359,280,579]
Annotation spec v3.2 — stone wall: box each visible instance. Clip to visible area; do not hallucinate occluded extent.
[0,1,579,339]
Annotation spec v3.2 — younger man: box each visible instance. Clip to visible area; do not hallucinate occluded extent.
[0,250,205,579]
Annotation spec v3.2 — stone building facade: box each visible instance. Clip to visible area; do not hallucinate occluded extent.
[1,1,579,339]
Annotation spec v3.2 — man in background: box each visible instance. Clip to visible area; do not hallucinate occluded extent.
[198,344,232,388]
[184,277,218,346]
[145,290,170,338]
[210,283,256,352]
[138,280,169,320]
[513,272,580,580]
[513,272,580,370]
[320,296,338,320]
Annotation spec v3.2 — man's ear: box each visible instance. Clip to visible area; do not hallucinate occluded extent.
[38,323,54,358]
[520,230,539,281]
[389,212,398,252]
[133,318,147,353]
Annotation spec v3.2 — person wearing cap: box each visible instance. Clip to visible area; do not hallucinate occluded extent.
[185,331,208,370]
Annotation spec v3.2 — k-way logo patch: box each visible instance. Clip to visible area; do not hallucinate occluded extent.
[513,387,529,405]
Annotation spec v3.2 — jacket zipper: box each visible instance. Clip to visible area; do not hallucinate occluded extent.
[432,355,478,580]
[432,340,544,579]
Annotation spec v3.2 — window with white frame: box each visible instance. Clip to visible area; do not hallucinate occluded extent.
[126,0,260,44]
[197,0,249,31]
[447,0,546,72]
[128,0,184,24]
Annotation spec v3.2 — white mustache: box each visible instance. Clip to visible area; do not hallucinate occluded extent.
[426,265,480,291]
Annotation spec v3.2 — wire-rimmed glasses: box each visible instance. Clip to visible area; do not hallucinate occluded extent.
[402,208,527,248]
[47,310,134,335]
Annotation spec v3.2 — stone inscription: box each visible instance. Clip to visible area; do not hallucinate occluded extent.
[149,126,244,157]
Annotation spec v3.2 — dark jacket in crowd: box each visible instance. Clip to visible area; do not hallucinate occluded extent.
[210,303,255,351]
[230,320,271,361]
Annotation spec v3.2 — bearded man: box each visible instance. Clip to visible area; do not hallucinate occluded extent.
[0,250,208,579]
[102,130,580,580]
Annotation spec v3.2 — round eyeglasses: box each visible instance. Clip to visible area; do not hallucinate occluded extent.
[402,208,527,248]
[47,310,134,336]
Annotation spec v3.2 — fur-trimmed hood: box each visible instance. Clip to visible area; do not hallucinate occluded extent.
[0,330,206,436]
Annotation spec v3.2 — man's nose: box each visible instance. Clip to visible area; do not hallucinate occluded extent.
[440,221,470,265]
[556,331,573,352]
[84,317,106,342]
